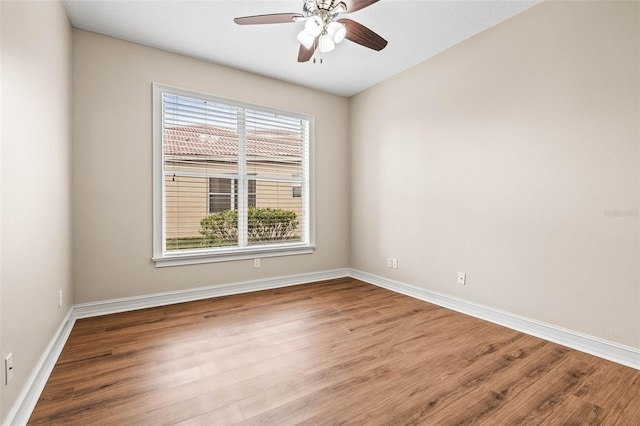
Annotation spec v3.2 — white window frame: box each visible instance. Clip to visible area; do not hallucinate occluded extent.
[152,84,315,267]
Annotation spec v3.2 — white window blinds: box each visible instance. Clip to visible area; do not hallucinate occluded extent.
[153,85,313,265]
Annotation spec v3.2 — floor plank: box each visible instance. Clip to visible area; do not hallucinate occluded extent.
[28,278,640,425]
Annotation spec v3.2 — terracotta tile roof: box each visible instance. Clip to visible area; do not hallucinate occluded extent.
[163,124,302,157]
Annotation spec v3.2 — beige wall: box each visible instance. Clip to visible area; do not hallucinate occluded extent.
[0,0,73,420]
[2,3,638,421]
[72,30,351,303]
[351,1,640,349]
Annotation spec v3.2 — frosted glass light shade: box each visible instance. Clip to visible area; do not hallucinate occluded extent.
[304,16,323,37]
[319,34,335,53]
[297,30,315,49]
[327,22,346,44]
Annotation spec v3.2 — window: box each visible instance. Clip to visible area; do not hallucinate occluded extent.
[208,177,234,213]
[291,174,302,198]
[208,178,255,213]
[292,183,302,198]
[153,84,314,266]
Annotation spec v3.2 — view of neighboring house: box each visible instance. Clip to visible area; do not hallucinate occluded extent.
[163,123,304,249]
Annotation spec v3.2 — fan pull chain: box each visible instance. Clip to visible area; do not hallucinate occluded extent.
[312,49,324,65]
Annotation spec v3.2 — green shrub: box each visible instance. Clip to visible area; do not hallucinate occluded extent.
[199,209,238,246]
[248,207,298,242]
[200,207,298,246]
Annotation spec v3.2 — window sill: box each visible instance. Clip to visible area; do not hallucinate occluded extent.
[153,244,315,268]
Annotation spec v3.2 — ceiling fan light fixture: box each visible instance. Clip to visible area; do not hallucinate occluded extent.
[304,16,323,37]
[319,34,335,53]
[303,0,318,14]
[330,2,347,14]
[232,0,387,63]
[326,21,346,44]
[297,30,315,49]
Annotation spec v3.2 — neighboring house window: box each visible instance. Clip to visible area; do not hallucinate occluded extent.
[209,177,235,213]
[153,84,314,266]
[292,183,302,198]
[208,178,256,213]
[291,174,301,198]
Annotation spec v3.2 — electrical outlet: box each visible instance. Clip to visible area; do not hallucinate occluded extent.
[5,353,13,385]
[457,272,466,285]
[392,258,398,269]
[387,258,392,268]
[58,290,63,308]
[254,258,260,268]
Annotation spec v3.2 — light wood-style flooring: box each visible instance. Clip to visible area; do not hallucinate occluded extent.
[29,278,640,425]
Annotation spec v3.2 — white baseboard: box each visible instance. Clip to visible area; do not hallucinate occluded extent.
[73,268,350,319]
[7,266,639,426]
[4,308,76,426]
[349,268,640,370]
[4,268,349,426]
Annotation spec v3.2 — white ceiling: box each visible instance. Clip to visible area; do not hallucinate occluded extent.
[63,0,541,97]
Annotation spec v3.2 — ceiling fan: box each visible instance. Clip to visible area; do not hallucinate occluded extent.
[234,0,388,62]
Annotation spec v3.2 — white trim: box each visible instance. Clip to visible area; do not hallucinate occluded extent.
[4,268,349,426]
[7,267,639,426]
[237,107,248,248]
[153,245,315,267]
[4,309,75,426]
[349,268,640,370]
[303,117,315,249]
[74,268,349,318]
[152,83,164,259]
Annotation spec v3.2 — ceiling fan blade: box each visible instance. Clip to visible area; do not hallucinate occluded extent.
[342,0,379,13]
[234,13,303,25]
[298,39,319,62]
[337,18,387,51]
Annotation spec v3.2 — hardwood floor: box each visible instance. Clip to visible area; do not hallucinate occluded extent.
[29,278,640,425]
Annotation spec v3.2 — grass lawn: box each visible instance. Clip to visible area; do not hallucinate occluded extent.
[166,235,303,251]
